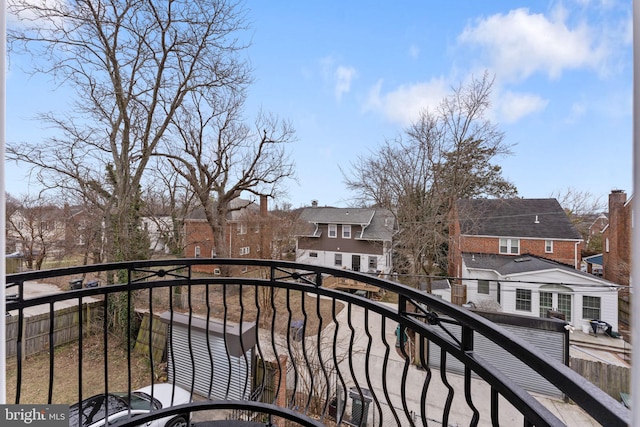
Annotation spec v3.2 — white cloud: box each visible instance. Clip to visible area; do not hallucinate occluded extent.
[335,65,357,101]
[458,7,608,82]
[497,91,548,123]
[364,77,449,126]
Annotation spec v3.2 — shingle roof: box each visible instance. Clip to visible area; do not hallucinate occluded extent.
[457,198,582,240]
[462,253,603,279]
[297,207,396,241]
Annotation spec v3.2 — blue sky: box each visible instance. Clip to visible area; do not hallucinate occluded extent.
[5,0,633,209]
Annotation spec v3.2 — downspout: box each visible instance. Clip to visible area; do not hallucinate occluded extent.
[575,241,581,270]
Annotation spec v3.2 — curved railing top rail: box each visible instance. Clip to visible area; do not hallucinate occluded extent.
[5,258,632,426]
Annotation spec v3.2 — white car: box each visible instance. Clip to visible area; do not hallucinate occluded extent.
[68,383,191,427]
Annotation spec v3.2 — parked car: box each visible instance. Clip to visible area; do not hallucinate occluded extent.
[68,383,191,427]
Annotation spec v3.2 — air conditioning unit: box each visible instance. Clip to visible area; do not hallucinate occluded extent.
[213,268,221,275]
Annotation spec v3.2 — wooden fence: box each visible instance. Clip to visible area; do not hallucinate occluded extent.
[570,357,630,401]
[5,301,103,359]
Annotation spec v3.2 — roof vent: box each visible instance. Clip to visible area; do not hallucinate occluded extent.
[534,215,540,224]
[514,257,530,263]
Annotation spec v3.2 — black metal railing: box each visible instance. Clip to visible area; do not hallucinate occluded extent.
[5,259,631,426]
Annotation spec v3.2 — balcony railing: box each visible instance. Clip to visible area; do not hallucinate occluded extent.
[5,259,631,426]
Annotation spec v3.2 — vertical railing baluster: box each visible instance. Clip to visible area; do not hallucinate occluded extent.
[331,297,347,424]
[148,285,155,404]
[418,333,431,427]
[102,291,109,406]
[462,324,480,425]
[47,302,54,404]
[363,309,383,427]
[253,284,268,402]
[491,387,499,426]
[126,269,132,410]
[315,283,330,422]
[238,283,250,400]
[440,351,454,427]
[380,316,402,426]
[285,288,298,408]
[299,290,313,413]
[269,284,282,406]
[205,282,215,400]
[15,281,24,404]
[222,283,233,399]
[346,302,369,427]
[187,278,196,403]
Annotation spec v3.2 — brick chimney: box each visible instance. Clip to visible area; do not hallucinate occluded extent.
[260,195,268,217]
[604,189,630,287]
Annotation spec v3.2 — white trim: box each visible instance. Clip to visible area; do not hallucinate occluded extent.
[328,224,337,238]
[342,224,351,239]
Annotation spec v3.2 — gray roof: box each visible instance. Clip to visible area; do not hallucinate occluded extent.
[457,198,582,240]
[297,207,396,241]
[462,253,600,279]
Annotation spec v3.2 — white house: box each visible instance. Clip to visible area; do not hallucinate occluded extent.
[295,204,396,274]
[460,253,620,333]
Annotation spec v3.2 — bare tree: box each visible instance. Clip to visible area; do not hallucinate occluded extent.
[551,187,606,254]
[161,89,296,260]
[6,195,65,270]
[344,73,516,290]
[142,160,198,257]
[7,0,251,262]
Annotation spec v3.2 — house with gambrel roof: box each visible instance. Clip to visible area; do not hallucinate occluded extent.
[295,202,396,274]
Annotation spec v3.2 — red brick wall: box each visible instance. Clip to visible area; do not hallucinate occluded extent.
[183,220,217,273]
[603,190,631,287]
[459,236,581,267]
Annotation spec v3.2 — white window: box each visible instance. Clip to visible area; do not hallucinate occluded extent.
[545,240,553,253]
[368,256,377,270]
[515,289,531,311]
[342,224,351,238]
[583,296,601,320]
[328,224,337,238]
[309,252,318,258]
[194,246,201,258]
[238,223,247,235]
[477,280,490,295]
[499,238,520,255]
[335,253,342,266]
[239,246,250,256]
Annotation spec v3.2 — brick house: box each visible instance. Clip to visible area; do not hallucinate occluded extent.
[295,202,396,274]
[449,198,619,331]
[184,196,272,273]
[449,198,584,279]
